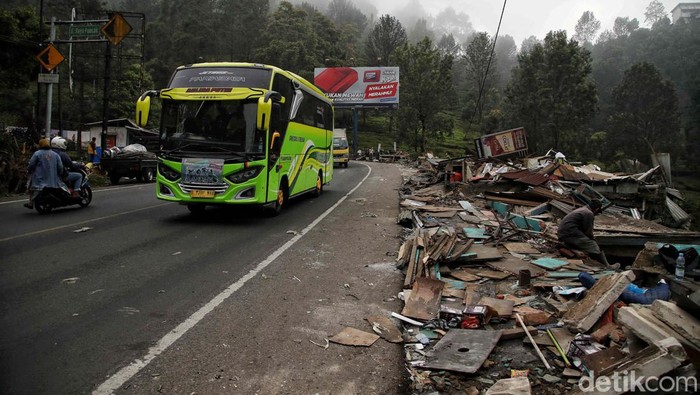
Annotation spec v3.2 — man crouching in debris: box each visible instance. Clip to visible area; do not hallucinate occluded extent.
[557,199,620,270]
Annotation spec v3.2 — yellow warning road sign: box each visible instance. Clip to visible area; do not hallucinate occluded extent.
[35,44,65,71]
[101,13,132,46]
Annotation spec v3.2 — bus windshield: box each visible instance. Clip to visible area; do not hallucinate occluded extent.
[160,99,265,160]
[333,137,348,149]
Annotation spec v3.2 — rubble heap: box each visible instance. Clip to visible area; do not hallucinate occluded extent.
[389,154,700,394]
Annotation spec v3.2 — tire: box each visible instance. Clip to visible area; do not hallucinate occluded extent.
[110,174,120,185]
[34,195,53,214]
[142,168,155,182]
[78,186,92,207]
[267,181,287,217]
[311,172,323,197]
[343,162,348,168]
[187,203,206,215]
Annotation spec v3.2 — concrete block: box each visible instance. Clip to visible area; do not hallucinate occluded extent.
[651,300,700,349]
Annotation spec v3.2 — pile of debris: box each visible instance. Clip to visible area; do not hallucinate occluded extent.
[387,154,700,394]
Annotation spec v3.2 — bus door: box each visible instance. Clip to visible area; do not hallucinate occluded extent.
[267,102,286,203]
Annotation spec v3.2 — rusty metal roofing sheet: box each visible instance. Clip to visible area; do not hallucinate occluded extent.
[515,172,550,186]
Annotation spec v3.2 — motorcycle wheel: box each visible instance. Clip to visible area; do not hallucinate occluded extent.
[34,195,53,214]
[78,186,93,207]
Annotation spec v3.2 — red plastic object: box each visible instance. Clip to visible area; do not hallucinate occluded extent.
[314,67,358,93]
[461,315,481,329]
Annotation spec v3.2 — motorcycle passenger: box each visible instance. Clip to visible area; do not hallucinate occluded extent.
[51,137,82,198]
[25,138,63,209]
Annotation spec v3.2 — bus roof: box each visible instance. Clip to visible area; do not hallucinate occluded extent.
[173,62,331,105]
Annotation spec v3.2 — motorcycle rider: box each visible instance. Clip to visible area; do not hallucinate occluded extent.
[25,138,63,209]
[51,136,83,198]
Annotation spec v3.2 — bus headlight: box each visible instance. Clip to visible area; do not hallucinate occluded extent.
[158,163,181,181]
[226,166,262,184]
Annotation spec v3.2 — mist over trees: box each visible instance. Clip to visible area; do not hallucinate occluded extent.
[1,0,699,173]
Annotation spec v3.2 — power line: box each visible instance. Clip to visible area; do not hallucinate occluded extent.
[470,0,507,124]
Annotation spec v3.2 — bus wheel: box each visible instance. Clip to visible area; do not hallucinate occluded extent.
[268,181,287,216]
[312,172,323,197]
[187,204,206,215]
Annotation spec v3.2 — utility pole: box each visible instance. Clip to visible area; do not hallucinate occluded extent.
[44,17,56,139]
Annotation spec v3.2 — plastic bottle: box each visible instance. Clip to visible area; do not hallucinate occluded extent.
[675,252,686,280]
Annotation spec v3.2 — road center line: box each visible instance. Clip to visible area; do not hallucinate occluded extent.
[0,203,170,243]
[94,163,373,394]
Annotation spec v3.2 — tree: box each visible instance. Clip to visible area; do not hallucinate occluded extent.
[408,18,433,44]
[217,0,270,61]
[431,6,473,46]
[612,17,639,38]
[394,38,453,152]
[326,0,367,33]
[364,14,407,67]
[505,31,597,155]
[463,32,497,122]
[644,0,667,26]
[0,6,40,128]
[520,36,540,54]
[573,11,601,45]
[609,62,680,161]
[437,34,460,57]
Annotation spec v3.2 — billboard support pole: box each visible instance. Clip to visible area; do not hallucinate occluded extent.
[352,107,359,158]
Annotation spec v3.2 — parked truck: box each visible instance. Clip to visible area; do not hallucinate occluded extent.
[333,128,350,167]
[100,144,157,185]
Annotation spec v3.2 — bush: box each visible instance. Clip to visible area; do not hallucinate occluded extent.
[0,130,33,195]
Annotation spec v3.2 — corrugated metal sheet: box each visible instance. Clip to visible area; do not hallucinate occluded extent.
[667,196,691,225]
[515,172,550,186]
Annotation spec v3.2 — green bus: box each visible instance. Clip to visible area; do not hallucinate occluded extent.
[135,62,334,215]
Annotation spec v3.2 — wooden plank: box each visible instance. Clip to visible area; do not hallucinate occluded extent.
[563,270,635,332]
[479,296,514,317]
[423,329,502,373]
[503,242,541,255]
[463,268,511,280]
[447,269,481,282]
[401,277,445,321]
[464,244,503,262]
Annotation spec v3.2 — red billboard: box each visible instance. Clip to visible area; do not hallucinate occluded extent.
[313,67,400,108]
[474,127,529,158]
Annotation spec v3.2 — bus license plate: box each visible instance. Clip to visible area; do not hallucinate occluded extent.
[190,189,214,198]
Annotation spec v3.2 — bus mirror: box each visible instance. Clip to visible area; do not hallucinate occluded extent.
[136,90,157,127]
[270,131,281,150]
[257,96,272,130]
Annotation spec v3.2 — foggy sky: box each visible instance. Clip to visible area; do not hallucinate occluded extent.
[296,0,682,48]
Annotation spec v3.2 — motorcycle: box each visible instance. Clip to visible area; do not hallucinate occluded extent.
[33,163,93,214]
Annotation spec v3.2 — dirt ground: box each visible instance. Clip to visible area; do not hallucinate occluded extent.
[117,162,409,394]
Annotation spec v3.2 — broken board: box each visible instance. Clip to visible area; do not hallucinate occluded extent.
[329,327,380,347]
[424,329,502,373]
[366,315,403,343]
[463,244,504,262]
[486,255,547,278]
[532,257,569,270]
[401,277,445,320]
[504,242,541,255]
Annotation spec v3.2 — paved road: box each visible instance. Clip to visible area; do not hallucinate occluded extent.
[1,162,404,394]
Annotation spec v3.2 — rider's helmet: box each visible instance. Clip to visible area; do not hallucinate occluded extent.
[51,136,67,150]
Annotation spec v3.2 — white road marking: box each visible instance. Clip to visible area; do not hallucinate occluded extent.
[0,184,150,205]
[0,203,170,243]
[94,163,373,394]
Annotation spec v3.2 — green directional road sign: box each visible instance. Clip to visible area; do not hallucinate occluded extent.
[69,24,101,37]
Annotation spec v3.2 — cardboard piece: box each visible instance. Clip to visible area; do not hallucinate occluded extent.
[479,296,515,317]
[329,327,380,347]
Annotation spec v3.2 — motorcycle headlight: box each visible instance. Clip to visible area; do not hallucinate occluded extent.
[158,163,180,181]
[226,166,262,184]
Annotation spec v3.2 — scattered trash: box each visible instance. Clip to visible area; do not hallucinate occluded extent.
[61,277,79,284]
[73,227,92,233]
[308,338,329,349]
[286,230,298,235]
